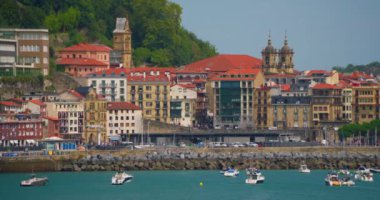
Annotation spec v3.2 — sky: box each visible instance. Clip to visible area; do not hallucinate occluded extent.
[171,0,380,70]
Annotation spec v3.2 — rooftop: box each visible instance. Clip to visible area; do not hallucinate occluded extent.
[60,43,111,52]
[57,58,107,66]
[107,102,141,110]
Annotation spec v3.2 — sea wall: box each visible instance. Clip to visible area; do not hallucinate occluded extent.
[0,147,379,172]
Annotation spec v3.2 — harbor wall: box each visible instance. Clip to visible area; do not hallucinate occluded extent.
[0,147,379,172]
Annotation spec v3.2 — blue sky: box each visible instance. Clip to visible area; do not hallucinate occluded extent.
[171,0,380,70]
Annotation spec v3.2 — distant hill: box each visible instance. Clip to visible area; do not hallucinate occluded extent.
[332,61,380,76]
[0,0,217,67]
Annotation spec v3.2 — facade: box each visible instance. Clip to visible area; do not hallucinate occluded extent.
[56,101,84,141]
[0,29,49,75]
[211,68,265,129]
[352,85,380,123]
[87,68,128,101]
[84,88,107,144]
[311,83,344,127]
[262,34,294,74]
[342,87,353,121]
[106,102,142,142]
[127,75,171,123]
[0,113,43,146]
[0,101,22,113]
[57,43,111,77]
[26,99,46,117]
[170,84,197,127]
[44,116,59,137]
[254,86,278,129]
[113,18,132,69]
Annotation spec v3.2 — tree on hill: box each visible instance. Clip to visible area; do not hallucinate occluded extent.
[0,0,217,67]
[332,61,380,76]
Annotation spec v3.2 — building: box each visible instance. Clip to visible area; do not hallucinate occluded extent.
[304,70,340,85]
[113,18,132,69]
[271,95,312,129]
[26,99,46,117]
[342,87,353,121]
[170,84,197,127]
[56,43,111,77]
[87,68,128,101]
[0,101,22,113]
[56,101,84,141]
[0,28,49,75]
[0,113,43,146]
[43,116,59,137]
[211,68,265,129]
[253,86,279,129]
[127,75,171,123]
[106,102,142,142]
[84,88,107,144]
[352,85,380,123]
[262,34,294,74]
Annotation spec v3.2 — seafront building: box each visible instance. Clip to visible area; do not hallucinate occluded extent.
[352,84,380,123]
[170,84,197,127]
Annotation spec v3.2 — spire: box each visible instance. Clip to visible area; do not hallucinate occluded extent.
[284,30,288,46]
[267,30,272,46]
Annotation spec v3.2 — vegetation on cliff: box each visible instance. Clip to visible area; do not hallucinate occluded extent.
[0,0,217,67]
[333,61,380,76]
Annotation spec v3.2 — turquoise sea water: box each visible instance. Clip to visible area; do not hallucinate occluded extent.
[0,170,379,200]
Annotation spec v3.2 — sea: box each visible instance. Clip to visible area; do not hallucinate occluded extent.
[0,170,379,200]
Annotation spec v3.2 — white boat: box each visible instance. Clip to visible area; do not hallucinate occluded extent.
[340,176,355,186]
[299,164,311,173]
[354,171,374,182]
[369,168,380,173]
[246,168,262,176]
[111,172,133,185]
[224,168,239,177]
[325,172,341,186]
[245,170,265,184]
[355,166,370,174]
[338,169,350,175]
[20,174,48,187]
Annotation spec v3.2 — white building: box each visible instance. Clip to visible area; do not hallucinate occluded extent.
[87,68,128,102]
[106,102,142,142]
[170,84,197,127]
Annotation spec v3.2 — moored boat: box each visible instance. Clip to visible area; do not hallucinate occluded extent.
[354,171,374,182]
[340,176,355,186]
[111,172,133,185]
[224,168,239,177]
[325,172,341,186]
[299,164,311,173]
[20,174,48,187]
[369,168,380,173]
[245,169,265,184]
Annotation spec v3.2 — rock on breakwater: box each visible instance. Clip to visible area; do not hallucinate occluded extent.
[0,147,379,172]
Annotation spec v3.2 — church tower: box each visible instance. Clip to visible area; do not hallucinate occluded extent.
[261,33,278,73]
[277,34,294,74]
[113,17,132,69]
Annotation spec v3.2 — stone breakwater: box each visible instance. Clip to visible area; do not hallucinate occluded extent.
[0,147,380,172]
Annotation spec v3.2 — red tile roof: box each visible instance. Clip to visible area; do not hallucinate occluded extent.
[60,43,111,52]
[56,58,107,66]
[306,70,330,76]
[280,84,291,91]
[127,75,169,82]
[67,90,84,99]
[312,83,341,89]
[90,68,129,76]
[9,98,26,103]
[177,84,196,89]
[130,67,176,73]
[107,102,141,110]
[211,77,256,81]
[0,101,21,107]
[29,99,45,106]
[193,78,207,83]
[184,54,262,73]
[265,73,297,78]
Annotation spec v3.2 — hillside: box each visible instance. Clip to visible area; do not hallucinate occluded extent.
[0,0,217,67]
[332,61,380,76]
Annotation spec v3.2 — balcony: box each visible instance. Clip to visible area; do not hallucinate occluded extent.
[99,83,117,88]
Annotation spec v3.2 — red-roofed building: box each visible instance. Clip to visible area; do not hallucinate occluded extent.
[0,101,22,113]
[27,99,47,117]
[57,43,112,77]
[106,102,142,141]
[87,68,128,102]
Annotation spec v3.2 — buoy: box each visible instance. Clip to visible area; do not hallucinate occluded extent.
[199,181,203,187]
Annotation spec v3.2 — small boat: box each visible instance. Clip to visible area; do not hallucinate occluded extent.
[245,170,265,184]
[325,172,341,186]
[224,168,239,177]
[340,176,355,186]
[369,168,380,173]
[246,168,262,176]
[111,172,133,185]
[355,166,370,174]
[20,174,48,187]
[354,171,374,182]
[299,164,311,173]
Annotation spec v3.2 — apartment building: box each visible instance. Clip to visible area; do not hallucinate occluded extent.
[84,88,107,144]
[170,84,197,127]
[352,85,380,123]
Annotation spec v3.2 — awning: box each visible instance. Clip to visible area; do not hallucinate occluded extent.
[109,135,121,141]
[26,140,36,144]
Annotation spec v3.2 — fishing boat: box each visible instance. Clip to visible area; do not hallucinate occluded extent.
[20,174,48,187]
[224,168,239,177]
[299,164,311,173]
[245,169,265,184]
[111,171,133,185]
[325,172,341,186]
